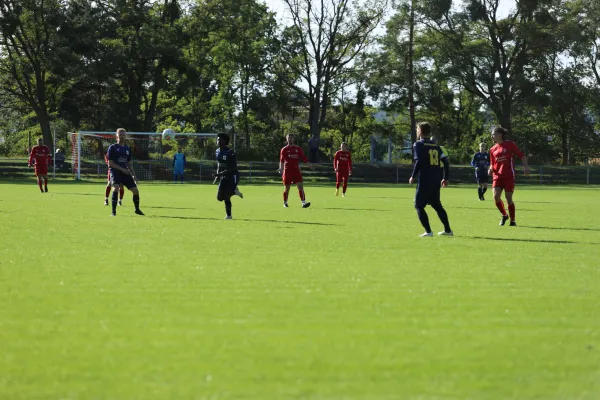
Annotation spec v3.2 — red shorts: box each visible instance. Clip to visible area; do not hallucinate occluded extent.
[282,169,303,185]
[336,170,349,183]
[493,177,515,192]
[35,166,48,176]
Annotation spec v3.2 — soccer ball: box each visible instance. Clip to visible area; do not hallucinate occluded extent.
[162,128,175,140]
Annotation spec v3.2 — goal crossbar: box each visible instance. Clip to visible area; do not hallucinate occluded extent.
[69,131,219,180]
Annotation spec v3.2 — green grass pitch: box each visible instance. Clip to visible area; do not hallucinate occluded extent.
[1,180,599,399]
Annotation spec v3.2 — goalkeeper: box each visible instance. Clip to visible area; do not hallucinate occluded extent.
[173,148,186,183]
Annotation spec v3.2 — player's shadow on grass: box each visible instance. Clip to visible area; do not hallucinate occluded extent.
[521,225,600,232]
[151,215,336,226]
[462,235,589,244]
[321,207,394,212]
[56,192,98,196]
[453,206,539,211]
[145,206,195,210]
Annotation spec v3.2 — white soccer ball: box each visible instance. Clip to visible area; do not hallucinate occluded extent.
[162,128,175,140]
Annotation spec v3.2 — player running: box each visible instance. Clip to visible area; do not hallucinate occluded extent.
[213,133,243,220]
[409,122,453,237]
[334,142,352,197]
[471,142,490,201]
[279,133,312,208]
[104,154,124,206]
[489,126,530,226]
[28,138,52,193]
[106,128,144,216]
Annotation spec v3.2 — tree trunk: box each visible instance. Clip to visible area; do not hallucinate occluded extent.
[143,60,164,132]
[408,0,416,144]
[37,112,53,149]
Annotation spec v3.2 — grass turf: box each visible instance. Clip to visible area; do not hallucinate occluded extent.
[1,180,599,399]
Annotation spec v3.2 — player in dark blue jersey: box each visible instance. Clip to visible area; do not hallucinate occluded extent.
[106,128,144,216]
[471,143,490,201]
[213,133,243,220]
[409,122,453,237]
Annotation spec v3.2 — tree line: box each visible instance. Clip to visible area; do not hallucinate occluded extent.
[0,0,599,164]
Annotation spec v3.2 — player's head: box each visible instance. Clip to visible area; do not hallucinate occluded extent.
[479,142,487,152]
[217,133,230,148]
[116,128,126,144]
[37,138,43,145]
[286,133,295,145]
[340,142,347,151]
[417,122,431,139]
[492,126,507,143]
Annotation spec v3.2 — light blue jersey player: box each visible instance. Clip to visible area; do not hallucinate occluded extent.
[173,149,186,183]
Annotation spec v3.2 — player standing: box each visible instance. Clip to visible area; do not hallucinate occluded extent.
[106,128,144,216]
[104,154,124,206]
[471,143,490,201]
[334,142,352,197]
[279,133,312,208]
[28,138,52,193]
[489,126,530,226]
[173,148,187,183]
[213,133,243,220]
[409,122,453,237]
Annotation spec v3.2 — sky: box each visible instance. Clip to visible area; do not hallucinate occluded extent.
[262,0,517,24]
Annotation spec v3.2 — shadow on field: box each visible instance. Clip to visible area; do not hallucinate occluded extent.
[321,207,395,212]
[462,235,589,244]
[145,206,195,210]
[453,206,539,211]
[521,225,600,232]
[150,215,336,226]
[55,192,98,196]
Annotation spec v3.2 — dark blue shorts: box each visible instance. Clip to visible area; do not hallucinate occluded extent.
[110,170,137,190]
[475,169,488,184]
[217,172,240,200]
[415,184,441,208]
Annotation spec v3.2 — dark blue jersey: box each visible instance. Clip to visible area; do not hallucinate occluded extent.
[106,144,132,171]
[471,152,490,169]
[411,139,449,184]
[216,147,238,178]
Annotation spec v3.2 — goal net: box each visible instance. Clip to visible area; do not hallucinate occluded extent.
[69,131,218,181]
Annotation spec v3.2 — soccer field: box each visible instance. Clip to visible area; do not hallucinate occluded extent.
[1,181,599,399]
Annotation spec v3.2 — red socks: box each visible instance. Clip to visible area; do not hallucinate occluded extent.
[508,204,516,222]
[298,190,305,201]
[283,191,288,202]
[495,201,507,216]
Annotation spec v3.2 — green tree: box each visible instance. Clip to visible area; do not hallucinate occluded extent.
[276,0,388,141]
[0,0,71,146]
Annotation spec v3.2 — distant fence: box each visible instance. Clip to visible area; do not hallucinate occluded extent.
[1,158,599,184]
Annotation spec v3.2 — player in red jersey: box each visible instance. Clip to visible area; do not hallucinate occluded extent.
[28,138,52,193]
[488,126,530,226]
[104,154,125,206]
[278,133,312,208]
[334,142,352,197]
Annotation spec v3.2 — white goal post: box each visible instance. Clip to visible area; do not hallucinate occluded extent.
[69,131,218,180]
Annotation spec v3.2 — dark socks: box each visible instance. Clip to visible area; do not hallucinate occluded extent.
[416,207,431,233]
[432,204,452,232]
[112,191,118,213]
[225,199,232,217]
[133,194,140,211]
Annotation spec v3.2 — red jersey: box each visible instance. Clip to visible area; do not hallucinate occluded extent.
[28,145,52,167]
[334,150,352,172]
[489,140,525,179]
[280,145,307,170]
